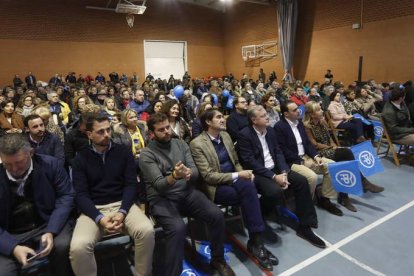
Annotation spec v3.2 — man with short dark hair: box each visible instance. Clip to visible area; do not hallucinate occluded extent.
[140,113,235,276]
[70,113,154,276]
[191,109,276,271]
[226,96,249,141]
[275,101,342,216]
[238,106,325,248]
[0,134,75,275]
[24,114,64,163]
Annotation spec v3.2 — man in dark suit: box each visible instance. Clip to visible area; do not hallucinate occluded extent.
[274,101,342,216]
[0,134,74,275]
[25,72,36,89]
[237,105,325,248]
[190,109,276,271]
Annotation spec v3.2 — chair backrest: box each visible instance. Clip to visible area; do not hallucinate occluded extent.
[324,110,342,146]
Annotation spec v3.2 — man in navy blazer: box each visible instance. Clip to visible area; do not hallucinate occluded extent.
[0,134,74,275]
[274,101,342,216]
[237,106,325,248]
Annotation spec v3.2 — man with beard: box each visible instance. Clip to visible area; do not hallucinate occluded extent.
[226,96,249,142]
[140,113,235,276]
[70,113,154,276]
[24,114,64,163]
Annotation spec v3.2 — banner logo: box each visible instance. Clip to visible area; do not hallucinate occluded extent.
[358,150,375,168]
[335,170,357,187]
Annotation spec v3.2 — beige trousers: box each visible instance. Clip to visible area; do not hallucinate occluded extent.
[291,155,337,199]
[70,202,154,276]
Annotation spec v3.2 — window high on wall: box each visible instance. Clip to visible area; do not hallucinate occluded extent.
[144,40,187,80]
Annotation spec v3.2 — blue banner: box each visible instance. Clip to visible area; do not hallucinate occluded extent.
[182,260,207,276]
[298,104,305,119]
[353,113,372,125]
[371,120,383,142]
[226,95,234,109]
[351,140,384,177]
[197,241,232,264]
[328,160,363,196]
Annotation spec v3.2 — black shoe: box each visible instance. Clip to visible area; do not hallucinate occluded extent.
[296,226,326,248]
[247,240,273,271]
[264,248,279,266]
[338,193,357,212]
[362,179,384,193]
[310,222,319,229]
[318,197,343,216]
[210,258,235,276]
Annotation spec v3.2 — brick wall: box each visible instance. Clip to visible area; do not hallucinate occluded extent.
[1,0,414,87]
[295,0,414,84]
[0,0,225,86]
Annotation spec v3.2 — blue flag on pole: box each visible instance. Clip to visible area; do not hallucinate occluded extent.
[371,120,383,142]
[353,113,372,125]
[328,160,363,196]
[351,140,384,177]
[298,105,305,120]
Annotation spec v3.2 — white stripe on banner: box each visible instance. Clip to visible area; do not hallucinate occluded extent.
[279,200,414,276]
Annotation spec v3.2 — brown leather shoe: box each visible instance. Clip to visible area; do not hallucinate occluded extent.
[210,259,235,276]
[338,193,357,212]
[363,179,384,193]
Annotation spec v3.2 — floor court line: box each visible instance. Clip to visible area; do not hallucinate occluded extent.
[279,200,414,276]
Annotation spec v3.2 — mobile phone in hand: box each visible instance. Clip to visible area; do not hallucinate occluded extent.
[27,253,40,262]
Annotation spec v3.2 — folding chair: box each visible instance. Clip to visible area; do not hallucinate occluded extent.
[376,117,408,167]
[324,111,348,146]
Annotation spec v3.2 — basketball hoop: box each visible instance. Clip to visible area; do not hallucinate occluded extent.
[126,13,135,28]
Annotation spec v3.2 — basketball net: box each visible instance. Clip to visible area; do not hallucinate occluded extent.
[126,13,135,28]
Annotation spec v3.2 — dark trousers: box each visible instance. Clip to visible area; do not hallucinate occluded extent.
[337,118,364,140]
[0,221,74,276]
[254,171,317,226]
[334,147,367,181]
[214,178,265,235]
[150,189,225,276]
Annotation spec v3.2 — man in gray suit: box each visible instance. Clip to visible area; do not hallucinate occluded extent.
[190,109,276,271]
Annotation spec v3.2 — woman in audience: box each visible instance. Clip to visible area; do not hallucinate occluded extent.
[32,105,65,143]
[103,97,119,118]
[328,91,366,143]
[16,94,36,117]
[355,86,381,120]
[161,99,191,143]
[154,91,167,103]
[71,95,91,123]
[113,108,148,165]
[304,101,384,207]
[140,99,163,122]
[343,89,362,115]
[0,100,24,134]
[261,93,280,127]
[191,101,213,139]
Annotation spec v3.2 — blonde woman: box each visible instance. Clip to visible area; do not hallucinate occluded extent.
[304,102,384,211]
[113,108,148,162]
[104,97,119,117]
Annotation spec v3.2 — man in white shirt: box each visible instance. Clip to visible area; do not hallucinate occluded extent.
[274,101,342,216]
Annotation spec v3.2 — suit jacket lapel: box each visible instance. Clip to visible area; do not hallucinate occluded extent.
[201,132,221,171]
[250,127,264,157]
